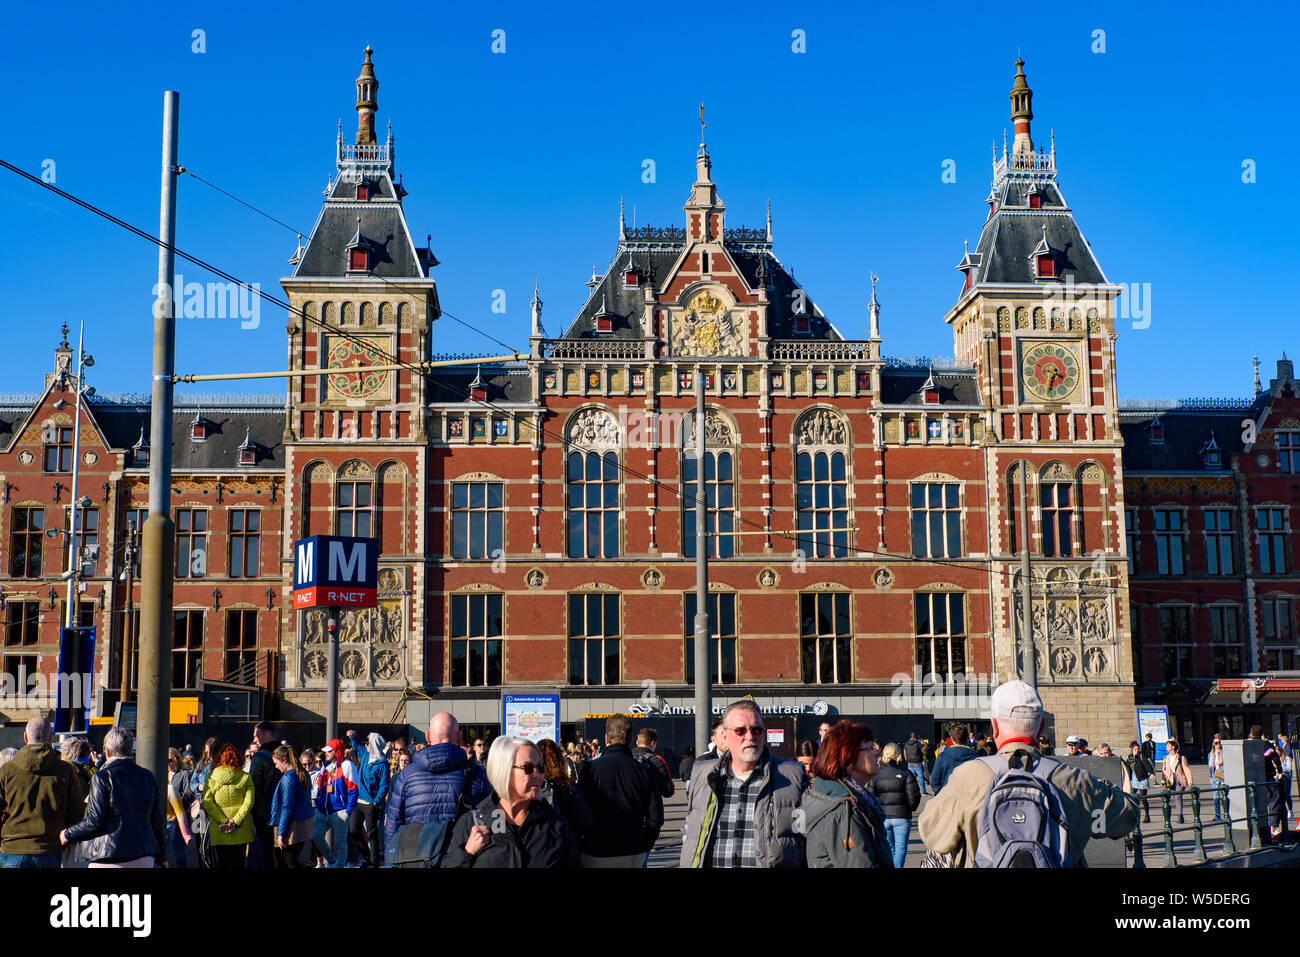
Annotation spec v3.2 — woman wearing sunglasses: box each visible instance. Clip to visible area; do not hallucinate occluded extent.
[802,720,894,868]
[443,736,581,868]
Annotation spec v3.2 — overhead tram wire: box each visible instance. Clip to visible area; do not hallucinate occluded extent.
[7,158,1152,599]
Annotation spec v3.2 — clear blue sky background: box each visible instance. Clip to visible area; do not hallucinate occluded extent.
[3,1,1296,401]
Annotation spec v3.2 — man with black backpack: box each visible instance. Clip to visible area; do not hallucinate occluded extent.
[918,681,1137,867]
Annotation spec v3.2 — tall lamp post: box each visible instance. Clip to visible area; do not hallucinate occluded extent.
[48,324,95,732]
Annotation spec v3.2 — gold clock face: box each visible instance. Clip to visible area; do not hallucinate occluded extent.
[1021,341,1081,402]
[327,337,390,399]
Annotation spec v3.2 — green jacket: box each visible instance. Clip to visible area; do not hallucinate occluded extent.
[0,744,85,854]
[202,765,255,846]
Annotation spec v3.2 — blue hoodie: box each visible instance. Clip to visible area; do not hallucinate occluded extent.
[384,743,490,847]
[348,732,391,807]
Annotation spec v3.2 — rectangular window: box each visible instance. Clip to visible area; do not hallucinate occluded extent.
[566,452,619,559]
[567,593,619,686]
[449,593,504,687]
[915,592,967,679]
[795,451,850,559]
[228,509,260,578]
[337,482,372,538]
[911,483,962,558]
[1256,508,1289,574]
[1125,507,1138,574]
[450,482,504,560]
[224,609,258,679]
[1279,432,1300,475]
[1203,508,1235,576]
[2,655,38,697]
[175,509,207,578]
[800,592,852,684]
[1153,509,1185,575]
[684,592,737,684]
[10,507,44,578]
[1040,483,1072,557]
[63,507,99,575]
[1261,597,1296,670]
[1209,606,1244,676]
[43,427,73,473]
[172,610,204,689]
[1158,606,1193,680]
[683,451,736,559]
[4,602,39,647]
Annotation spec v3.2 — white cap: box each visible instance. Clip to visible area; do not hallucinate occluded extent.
[1065,734,1080,745]
[989,680,1044,719]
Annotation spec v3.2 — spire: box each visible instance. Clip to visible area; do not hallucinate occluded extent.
[867,272,881,340]
[694,101,714,185]
[355,46,379,146]
[685,102,724,239]
[766,199,773,242]
[619,196,626,240]
[1254,354,1262,394]
[1009,57,1033,155]
[586,265,600,290]
[530,282,546,338]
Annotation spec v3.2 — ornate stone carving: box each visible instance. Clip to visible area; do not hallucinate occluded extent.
[1083,646,1108,676]
[304,649,327,679]
[1081,600,1109,642]
[758,567,779,588]
[304,610,328,644]
[567,408,620,448]
[526,568,547,589]
[671,289,744,357]
[795,410,848,447]
[1041,462,1073,482]
[309,463,332,482]
[701,410,736,445]
[1050,645,1078,677]
[642,567,663,589]
[340,648,366,680]
[374,649,401,680]
[873,567,894,588]
[339,459,374,478]
[378,568,404,597]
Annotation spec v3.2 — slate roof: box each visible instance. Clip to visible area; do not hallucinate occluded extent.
[72,401,286,471]
[560,242,839,341]
[426,366,533,404]
[292,170,425,280]
[968,178,1107,286]
[879,369,982,407]
[1119,404,1260,472]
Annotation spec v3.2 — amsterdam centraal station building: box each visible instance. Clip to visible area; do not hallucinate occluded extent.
[0,51,1295,756]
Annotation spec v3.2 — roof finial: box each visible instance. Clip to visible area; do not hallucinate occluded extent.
[868,272,881,340]
[355,46,379,146]
[766,198,773,242]
[1253,354,1262,394]
[59,322,69,349]
[530,281,545,338]
[1010,56,1034,155]
[699,101,707,145]
[619,196,626,239]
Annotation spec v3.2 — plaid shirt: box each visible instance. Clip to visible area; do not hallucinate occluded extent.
[706,760,763,868]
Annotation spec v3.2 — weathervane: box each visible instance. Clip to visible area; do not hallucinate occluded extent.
[699,102,706,142]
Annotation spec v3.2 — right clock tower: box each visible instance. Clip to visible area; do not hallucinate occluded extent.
[945,59,1135,743]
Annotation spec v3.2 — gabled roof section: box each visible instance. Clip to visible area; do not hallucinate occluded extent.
[426,364,533,404]
[1119,400,1260,471]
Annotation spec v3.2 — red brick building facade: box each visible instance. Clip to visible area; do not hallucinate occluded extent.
[0,53,1293,753]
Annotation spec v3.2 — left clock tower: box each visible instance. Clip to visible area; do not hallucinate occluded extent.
[278,48,440,721]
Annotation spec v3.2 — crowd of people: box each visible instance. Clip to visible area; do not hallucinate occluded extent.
[0,685,1291,868]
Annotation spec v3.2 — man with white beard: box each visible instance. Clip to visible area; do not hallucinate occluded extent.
[680,700,805,868]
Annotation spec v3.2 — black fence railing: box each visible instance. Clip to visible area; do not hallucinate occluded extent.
[1128,780,1296,868]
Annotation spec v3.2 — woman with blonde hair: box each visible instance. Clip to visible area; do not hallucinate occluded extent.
[270,744,314,868]
[443,735,581,868]
[867,742,921,868]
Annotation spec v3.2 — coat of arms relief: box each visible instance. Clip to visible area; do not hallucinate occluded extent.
[670,289,744,357]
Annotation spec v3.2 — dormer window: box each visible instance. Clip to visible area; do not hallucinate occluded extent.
[349,248,370,271]
[593,292,614,334]
[355,182,370,201]
[1028,190,1042,209]
[135,446,149,466]
[238,446,256,466]
[1036,254,1055,278]
[469,367,487,402]
[793,315,810,335]
[623,268,640,288]
[1200,434,1221,468]
[1149,417,1164,445]
[191,416,208,442]
[922,370,940,405]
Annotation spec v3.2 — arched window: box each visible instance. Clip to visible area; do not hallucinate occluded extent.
[565,409,621,559]
[794,410,851,559]
[684,410,737,558]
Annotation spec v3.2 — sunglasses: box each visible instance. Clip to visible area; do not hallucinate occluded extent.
[514,763,545,776]
[727,726,765,737]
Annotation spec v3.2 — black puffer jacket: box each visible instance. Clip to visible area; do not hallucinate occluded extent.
[63,758,165,863]
[867,762,921,821]
[442,794,581,868]
[577,743,664,856]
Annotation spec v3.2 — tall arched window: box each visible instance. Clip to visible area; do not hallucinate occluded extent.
[794,409,851,558]
[565,409,621,559]
[684,410,737,558]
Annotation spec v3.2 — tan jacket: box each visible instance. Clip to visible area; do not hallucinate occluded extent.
[1162,753,1192,788]
[918,742,1137,867]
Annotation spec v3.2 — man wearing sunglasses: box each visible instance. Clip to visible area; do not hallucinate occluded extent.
[681,700,806,868]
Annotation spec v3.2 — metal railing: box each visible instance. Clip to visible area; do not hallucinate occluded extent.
[1127,779,1297,868]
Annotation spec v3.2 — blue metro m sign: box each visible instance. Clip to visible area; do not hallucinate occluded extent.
[292,535,379,610]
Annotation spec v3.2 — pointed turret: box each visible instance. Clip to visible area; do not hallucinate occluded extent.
[684,102,724,240]
[355,46,379,146]
[530,283,546,338]
[867,273,881,340]
[1010,57,1033,155]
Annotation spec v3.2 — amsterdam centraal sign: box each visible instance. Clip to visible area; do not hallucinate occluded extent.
[626,697,831,717]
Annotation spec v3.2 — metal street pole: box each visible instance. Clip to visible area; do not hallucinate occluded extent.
[326,607,339,741]
[1019,464,1037,689]
[63,323,87,730]
[693,371,711,755]
[120,521,137,704]
[137,90,179,794]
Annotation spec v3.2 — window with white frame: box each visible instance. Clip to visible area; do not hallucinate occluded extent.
[911,483,962,558]
[1203,508,1235,576]
[915,592,966,679]
[1153,508,1186,575]
[1261,596,1296,670]
[1040,482,1073,557]
[800,592,853,683]
[1278,431,1299,474]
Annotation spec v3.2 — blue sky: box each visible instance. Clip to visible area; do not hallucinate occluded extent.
[3,1,1296,401]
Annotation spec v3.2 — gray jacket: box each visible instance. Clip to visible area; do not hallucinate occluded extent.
[680,750,806,868]
[802,777,893,868]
